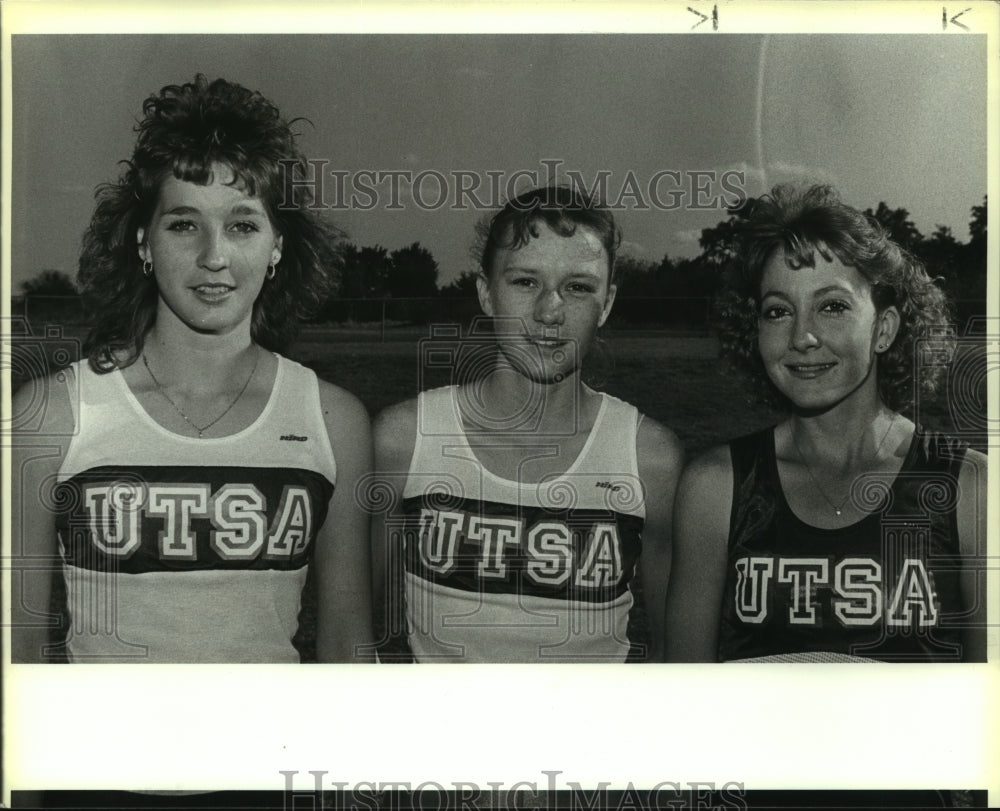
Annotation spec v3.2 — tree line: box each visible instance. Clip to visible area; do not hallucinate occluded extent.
[605,196,987,328]
[19,197,987,329]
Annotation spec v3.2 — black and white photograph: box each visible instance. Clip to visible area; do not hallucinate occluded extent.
[2,1,996,808]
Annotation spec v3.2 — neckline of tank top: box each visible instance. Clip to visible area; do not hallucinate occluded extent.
[768,422,921,534]
[448,385,613,488]
[110,352,284,442]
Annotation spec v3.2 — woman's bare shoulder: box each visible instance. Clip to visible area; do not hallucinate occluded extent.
[683,442,733,481]
[12,366,78,436]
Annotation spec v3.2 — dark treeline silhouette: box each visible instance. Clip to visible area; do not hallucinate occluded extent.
[610,195,988,329]
[16,198,987,330]
[21,269,77,297]
[317,240,443,324]
[17,269,84,324]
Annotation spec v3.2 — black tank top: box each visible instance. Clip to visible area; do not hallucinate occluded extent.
[718,427,969,662]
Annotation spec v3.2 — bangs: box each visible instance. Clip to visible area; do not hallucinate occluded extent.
[169,157,264,199]
[776,233,839,271]
[523,211,582,244]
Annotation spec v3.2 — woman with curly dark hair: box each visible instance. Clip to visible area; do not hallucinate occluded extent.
[665,184,986,662]
[11,76,373,664]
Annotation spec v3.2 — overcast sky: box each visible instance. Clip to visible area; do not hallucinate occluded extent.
[10,33,987,291]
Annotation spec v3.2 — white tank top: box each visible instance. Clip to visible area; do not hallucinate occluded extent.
[56,355,337,663]
[399,385,645,662]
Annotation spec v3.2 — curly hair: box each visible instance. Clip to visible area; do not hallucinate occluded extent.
[478,185,622,284]
[78,74,341,371]
[716,184,954,412]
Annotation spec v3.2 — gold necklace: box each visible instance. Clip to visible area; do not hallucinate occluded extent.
[141,349,260,439]
[790,413,897,516]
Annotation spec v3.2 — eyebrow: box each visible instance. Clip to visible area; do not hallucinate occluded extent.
[160,204,267,217]
[161,206,200,216]
[812,284,855,298]
[230,204,267,216]
[502,266,603,278]
[760,284,854,300]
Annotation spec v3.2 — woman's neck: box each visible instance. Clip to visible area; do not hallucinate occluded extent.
[788,393,902,468]
[141,322,256,392]
[463,363,591,437]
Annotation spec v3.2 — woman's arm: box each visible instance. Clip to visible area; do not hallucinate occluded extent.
[314,381,375,663]
[663,445,734,662]
[956,448,987,663]
[369,400,418,660]
[10,371,76,663]
[635,417,684,662]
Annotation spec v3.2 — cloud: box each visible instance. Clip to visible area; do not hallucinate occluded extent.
[700,161,838,198]
[455,66,493,81]
[709,161,766,185]
[766,162,838,187]
[617,239,649,260]
[673,228,704,247]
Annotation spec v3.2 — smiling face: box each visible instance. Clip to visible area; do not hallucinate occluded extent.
[138,164,282,338]
[757,248,899,412]
[477,222,616,384]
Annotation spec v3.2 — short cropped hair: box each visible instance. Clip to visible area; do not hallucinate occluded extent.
[79,74,341,371]
[479,185,622,284]
[717,184,954,412]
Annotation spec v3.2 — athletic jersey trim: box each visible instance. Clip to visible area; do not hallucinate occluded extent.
[410,385,614,487]
[730,426,923,538]
[108,352,284,445]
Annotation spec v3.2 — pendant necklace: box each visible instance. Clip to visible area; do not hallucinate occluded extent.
[142,349,260,439]
[791,412,897,516]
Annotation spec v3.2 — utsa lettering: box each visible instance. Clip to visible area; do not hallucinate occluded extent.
[779,558,827,625]
[416,508,623,588]
[734,555,939,628]
[52,357,335,662]
[834,558,882,625]
[79,482,313,561]
[720,428,967,661]
[399,388,645,661]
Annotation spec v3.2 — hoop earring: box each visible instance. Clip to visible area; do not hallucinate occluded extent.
[142,259,153,277]
[266,263,276,281]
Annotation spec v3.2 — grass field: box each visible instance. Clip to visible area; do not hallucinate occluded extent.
[12,320,977,662]
[285,324,972,661]
[288,324,969,456]
[290,326,778,456]
[9,320,971,454]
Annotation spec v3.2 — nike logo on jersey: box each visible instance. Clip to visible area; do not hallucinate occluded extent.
[733,555,939,628]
